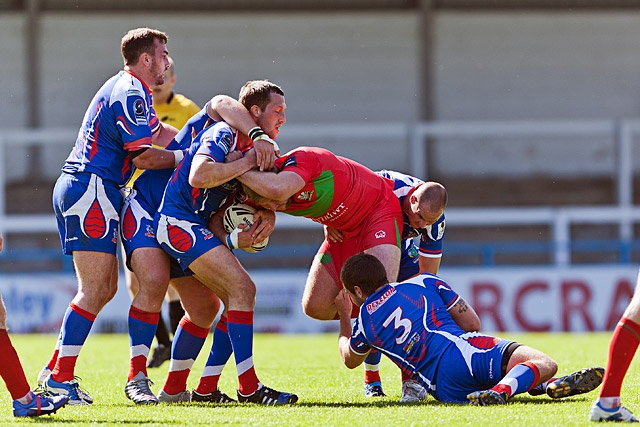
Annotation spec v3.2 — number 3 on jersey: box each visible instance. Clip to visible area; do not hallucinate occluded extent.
[383,307,412,345]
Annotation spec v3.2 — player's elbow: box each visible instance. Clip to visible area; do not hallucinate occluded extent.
[188,174,206,189]
[210,94,234,109]
[339,345,364,369]
[266,187,293,202]
[189,173,222,189]
[462,317,481,332]
[132,153,155,170]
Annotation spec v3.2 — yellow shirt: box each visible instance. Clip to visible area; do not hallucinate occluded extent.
[154,92,201,130]
[127,93,200,187]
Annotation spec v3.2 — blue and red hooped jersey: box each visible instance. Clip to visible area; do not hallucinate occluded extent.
[62,71,159,187]
[349,274,462,389]
[131,104,215,211]
[158,121,243,224]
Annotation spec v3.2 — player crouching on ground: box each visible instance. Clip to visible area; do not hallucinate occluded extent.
[336,253,604,405]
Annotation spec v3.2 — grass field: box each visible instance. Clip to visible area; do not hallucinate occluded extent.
[1,332,637,426]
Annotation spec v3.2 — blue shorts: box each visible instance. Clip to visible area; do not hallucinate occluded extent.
[53,172,121,255]
[430,335,518,403]
[154,212,225,270]
[121,189,189,278]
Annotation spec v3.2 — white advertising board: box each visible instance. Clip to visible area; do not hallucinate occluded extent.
[0,266,637,334]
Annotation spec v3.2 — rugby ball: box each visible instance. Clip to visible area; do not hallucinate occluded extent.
[223,203,269,253]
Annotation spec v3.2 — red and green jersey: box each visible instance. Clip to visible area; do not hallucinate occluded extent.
[275,146,396,236]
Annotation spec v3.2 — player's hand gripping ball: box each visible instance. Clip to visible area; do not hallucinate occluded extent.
[223,203,269,253]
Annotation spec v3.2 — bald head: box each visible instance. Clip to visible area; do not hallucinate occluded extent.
[406,181,447,229]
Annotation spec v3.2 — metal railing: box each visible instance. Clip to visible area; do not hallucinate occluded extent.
[1,119,640,267]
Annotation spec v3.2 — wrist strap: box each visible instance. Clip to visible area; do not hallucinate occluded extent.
[225,228,240,250]
[248,126,280,153]
[173,150,184,167]
[248,126,265,141]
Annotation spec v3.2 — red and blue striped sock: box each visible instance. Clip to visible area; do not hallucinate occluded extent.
[52,303,95,382]
[491,362,540,398]
[127,306,159,380]
[227,310,260,395]
[162,316,208,395]
[195,315,232,395]
[364,349,382,384]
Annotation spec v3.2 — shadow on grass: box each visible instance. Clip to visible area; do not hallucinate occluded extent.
[26,395,596,425]
[291,394,596,408]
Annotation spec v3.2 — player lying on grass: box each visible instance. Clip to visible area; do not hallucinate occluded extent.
[325,170,449,401]
[336,253,604,405]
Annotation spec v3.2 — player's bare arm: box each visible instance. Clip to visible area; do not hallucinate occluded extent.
[335,290,367,369]
[449,298,481,332]
[238,169,305,201]
[419,255,441,275]
[151,121,179,148]
[189,150,257,189]
[131,146,181,170]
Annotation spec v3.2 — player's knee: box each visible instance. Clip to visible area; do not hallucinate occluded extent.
[536,356,558,381]
[301,300,335,321]
[229,279,256,306]
[105,286,118,304]
[183,308,214,329]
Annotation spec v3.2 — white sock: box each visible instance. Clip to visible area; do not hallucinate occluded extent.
[597,396,621,409]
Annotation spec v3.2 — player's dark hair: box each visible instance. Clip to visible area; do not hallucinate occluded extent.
[121,28,168,66]
[239,80,284,112]
[341,253,388,297]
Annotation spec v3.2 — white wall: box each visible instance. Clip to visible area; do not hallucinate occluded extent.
[431,12,640,177]
[435,11,640,120]
[37,12,420,128]
[0,14,27,128]
[4,10,640,178]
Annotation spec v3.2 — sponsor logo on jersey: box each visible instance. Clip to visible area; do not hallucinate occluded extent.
[403,332,420,354]
[318,203,347,223]
[218,132,233,152]
[366,287,396,315]
[407,242,419,258]
[375,230,386,239]
[436,220,446,240]
[297,191,314,201]
[133,99,147,125]
[133,99,144,116]
[144,224,155,238]
[201,227,214,240]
